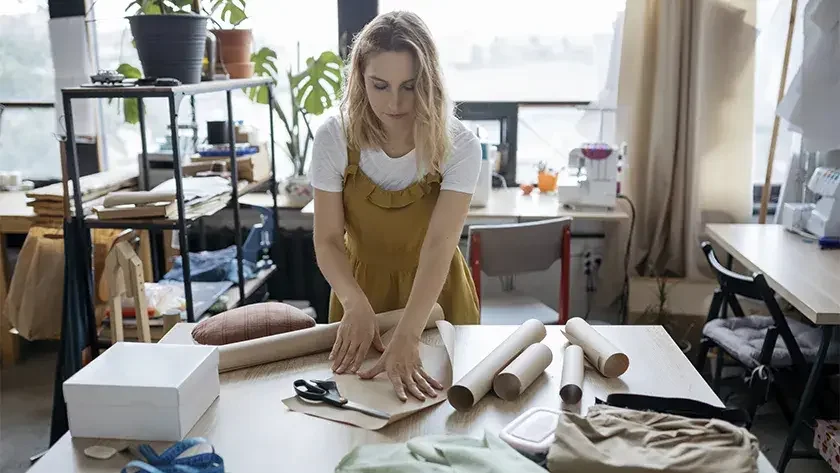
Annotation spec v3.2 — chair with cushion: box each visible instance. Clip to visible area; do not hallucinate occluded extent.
[468,217,571,325]
[694,241,839,428]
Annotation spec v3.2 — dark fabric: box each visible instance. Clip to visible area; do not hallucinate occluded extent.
[49,220,98,445]
[269,228,330,324]
[595,393,751,427]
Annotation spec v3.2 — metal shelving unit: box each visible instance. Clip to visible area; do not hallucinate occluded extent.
[61,77,279,323]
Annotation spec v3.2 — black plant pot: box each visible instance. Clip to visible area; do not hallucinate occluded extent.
[128,14,209,84]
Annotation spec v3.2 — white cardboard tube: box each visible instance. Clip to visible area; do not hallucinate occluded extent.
[448,319,546,410]
[559,345,584,404]
[493,343,553,401]
[564,318,629,378]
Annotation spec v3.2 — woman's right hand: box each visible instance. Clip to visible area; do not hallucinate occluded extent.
[330,300,385,374]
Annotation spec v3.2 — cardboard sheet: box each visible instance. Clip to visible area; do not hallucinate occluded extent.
[216,305,445,372]
[282,320,456,430]
[448,319,547,411]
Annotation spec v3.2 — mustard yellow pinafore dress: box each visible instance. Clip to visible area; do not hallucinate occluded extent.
[327,146,480,325]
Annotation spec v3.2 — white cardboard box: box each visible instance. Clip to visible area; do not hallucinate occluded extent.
[63,342,219,442]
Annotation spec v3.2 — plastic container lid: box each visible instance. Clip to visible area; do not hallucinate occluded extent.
[498,406,561,455]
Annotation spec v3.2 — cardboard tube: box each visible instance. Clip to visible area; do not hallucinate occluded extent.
[564,318,629,378]
[493,343,553,401]
[213,304,444,372]
[559,345,584,404]
[103,191,176,207]
[448,319,546,410]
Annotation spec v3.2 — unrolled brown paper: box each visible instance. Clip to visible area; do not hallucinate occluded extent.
[216,304,445,372]
[492,343,553,401]
[282,320,456,430]
[559,344,584,404]
[564,317,629,378]
[448,318,546,411]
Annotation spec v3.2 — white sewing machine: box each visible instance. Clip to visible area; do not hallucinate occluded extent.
[556,143,618,209]
[781,167,840,238]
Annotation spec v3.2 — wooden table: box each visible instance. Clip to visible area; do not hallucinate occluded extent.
[302,188,630,224]
[706,223,839,472]
[0,190,37,366]
[706,224,840,324]
[28,324,776,472]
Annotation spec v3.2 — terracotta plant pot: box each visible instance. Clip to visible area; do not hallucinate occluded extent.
[225,62,255,79]
[211,29,253,77]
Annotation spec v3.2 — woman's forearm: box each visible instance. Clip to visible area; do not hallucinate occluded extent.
[314,235,368,310]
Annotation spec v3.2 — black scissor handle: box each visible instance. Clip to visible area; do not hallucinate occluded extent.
[293,379,327,401]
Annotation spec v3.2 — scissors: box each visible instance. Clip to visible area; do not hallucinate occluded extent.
[293,379,391,420]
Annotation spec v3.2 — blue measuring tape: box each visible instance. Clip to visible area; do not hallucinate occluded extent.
[121,438,224,473]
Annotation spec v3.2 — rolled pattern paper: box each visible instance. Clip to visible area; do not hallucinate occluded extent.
[103,191,177,207]
[212,304,444,372]
[448,319,547,410]
[564,317,629,378]
[559,345,584,404]
[492,343,553,401]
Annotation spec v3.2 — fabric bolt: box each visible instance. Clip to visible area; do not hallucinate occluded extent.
[163,245,255,284]
[335,431,545,473]
[327,146,479,325]
[191,302,315,345]
[547,404,759,473]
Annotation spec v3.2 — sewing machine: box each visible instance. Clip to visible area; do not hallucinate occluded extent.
[781,167,840,238]
[556,143,618,209]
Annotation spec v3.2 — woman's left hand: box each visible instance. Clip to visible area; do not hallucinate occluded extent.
[357,332,444,402]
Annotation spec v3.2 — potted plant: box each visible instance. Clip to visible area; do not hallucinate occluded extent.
[205,0,253,79]
[125,0,209,84]
[248,47,343,206]
[637,266,695,354]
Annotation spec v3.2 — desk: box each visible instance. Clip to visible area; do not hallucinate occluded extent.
[706,224,840,324]
[706,223,840,472]
[0,190,38,366]
[301,188,630,224]
[29,324,775,472]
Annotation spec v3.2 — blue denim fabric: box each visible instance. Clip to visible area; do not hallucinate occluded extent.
[163,245,256,283]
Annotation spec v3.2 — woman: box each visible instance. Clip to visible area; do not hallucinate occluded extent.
[311,11,481,402]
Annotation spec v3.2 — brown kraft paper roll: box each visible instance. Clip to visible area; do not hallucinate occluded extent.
[448,318,546,410]
[492,343,553,401]
[559,344,584,404]
[564,317,629,378]
[103,191,176,207]
[213,304,444,372]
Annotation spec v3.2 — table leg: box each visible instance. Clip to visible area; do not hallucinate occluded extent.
[776,325,834,472]
[0,233,20,366]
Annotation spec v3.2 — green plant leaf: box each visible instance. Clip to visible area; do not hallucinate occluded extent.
[290,50,343,116]
[123,98,139,125]
[116,63,143,79]
[210,0,247,27]
[247,47,279,104]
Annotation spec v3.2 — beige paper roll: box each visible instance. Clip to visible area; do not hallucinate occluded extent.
[215,304,444,372]
[492,343,553,401]
[559,345,584,404]
[564,318,629,378]
[103,191,176,208]
[448,319,546,410]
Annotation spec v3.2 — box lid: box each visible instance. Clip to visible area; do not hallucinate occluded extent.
[63,342,218,408]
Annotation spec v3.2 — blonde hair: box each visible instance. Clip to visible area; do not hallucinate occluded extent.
[342,11,451,174]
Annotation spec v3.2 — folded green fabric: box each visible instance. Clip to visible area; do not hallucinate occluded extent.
[335,431,544,473]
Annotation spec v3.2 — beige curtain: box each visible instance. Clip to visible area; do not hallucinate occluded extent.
[612,0,756,281]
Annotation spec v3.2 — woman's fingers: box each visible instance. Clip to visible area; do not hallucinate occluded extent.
[357,356,384,380]
[331,336,351,372]
[372,328,385,353]
[418,366,443,390]
[349,339,371,373]
[329,331,343,361]
[337,341,361,373]
[402,372,425,401]
[389,372,408,402]
[413,369,437,398]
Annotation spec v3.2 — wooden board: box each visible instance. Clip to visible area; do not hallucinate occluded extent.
[30,325,776,473]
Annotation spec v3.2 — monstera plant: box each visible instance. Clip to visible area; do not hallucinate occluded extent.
[248,48,343,177]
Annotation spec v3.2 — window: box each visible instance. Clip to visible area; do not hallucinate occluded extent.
[381,0,626,183]
[753,0,807,194]
[91,0,338,178]
[0,0,61,179]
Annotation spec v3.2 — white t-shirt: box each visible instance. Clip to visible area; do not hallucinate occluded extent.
[310,114,482,194]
